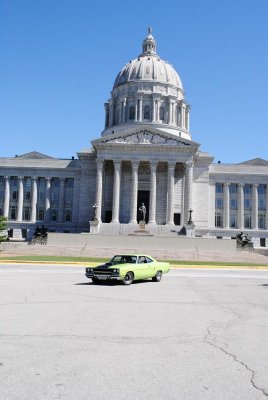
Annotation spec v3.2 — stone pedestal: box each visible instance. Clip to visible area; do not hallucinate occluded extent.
[185,223,196,238]
[90,220,101,234]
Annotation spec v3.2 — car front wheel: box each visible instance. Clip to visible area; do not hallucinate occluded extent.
[122,272,134,285]
[152,270,162,282]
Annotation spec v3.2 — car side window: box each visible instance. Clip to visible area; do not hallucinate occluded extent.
[145,257,153,263]
[138,256,147,264]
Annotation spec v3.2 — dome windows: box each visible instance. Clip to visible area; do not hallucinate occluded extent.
[144,105,151,120]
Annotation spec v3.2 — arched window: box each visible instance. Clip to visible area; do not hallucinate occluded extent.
[129,106,135,120]
[160,106,165,121]
[144,105,150,120]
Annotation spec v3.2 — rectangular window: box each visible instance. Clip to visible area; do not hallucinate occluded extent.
[25,191,31,200]
[216,183,223,193]
[215,198,223,209]
[37,209,44,221]
[244,198,252,210]
[258,185,266,195]
[259,198,266,211]
[230,214,237,228]
[23,206,30,221]
[244,214,252,228]
[230,198,237,210]
[244,184,252,194]
[258,213,265,229]
[215,212,223,227]
[260,238,266,247]
[12,191,18,200]
[51,210,58,221]
[10,206,17,220]
[230,184,238,194]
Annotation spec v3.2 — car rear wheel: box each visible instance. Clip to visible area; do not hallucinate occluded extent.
[92,277,100,284]
[152,270,162,282]
[122,272,134,285]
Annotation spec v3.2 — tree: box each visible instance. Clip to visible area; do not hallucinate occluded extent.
[0,216,7,242]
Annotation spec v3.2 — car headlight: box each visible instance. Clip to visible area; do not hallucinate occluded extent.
[113,269,119,273]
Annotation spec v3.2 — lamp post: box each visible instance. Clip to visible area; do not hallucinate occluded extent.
[188,208,193,224]
[92,204,98,221]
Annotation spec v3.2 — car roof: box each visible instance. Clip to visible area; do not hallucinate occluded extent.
[113,254,154,258]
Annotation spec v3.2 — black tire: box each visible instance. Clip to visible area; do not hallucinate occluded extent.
[122,272,134,285]
[152,270,162,282]
[92,277,100,284]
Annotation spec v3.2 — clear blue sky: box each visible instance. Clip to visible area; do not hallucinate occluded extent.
[1,0,267,163]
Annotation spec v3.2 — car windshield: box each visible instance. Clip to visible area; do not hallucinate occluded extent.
[110,255,137,264]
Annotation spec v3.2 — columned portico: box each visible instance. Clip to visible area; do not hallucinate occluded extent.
[30,177,38,222]
[252,183,258,229]
[223,182,230,229]
[3,176,10,218]
[148,161,157,224]
[17,176,24,222]
[167,162,176,225]
[95,159,104,222]
[111,160,122,223]
[238,183,244,229]
[266,184,268,230]
[184,161,193,224]
[45,177,51,223]
[129,161,139,223]
[58,178,65,223]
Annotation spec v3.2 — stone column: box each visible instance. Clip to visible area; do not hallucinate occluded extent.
[186,106,190,130]
[152,99,156,122]
[16,176,24,222]
[134,99,138,122]
[30,177,38,222]
[109,101,114,127]
[181,104,186,128]
[58,178,65,223]
[138,97,143,122]
[265,185,268,229]
[184,161,194,223]
[167,162,176,225]
[238,183,244,229]
[3,176,10,218]
[122,97,126,123]
[111,160,122,223]
[223,182,230,229]
[252,183,258,229]
[95,159,104,222]
[148,161,158,224]
[168,100,172,124]
[129,161,139,223]
[44,177,51,223]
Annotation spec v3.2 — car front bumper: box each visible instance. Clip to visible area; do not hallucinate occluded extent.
[85,273,121,281]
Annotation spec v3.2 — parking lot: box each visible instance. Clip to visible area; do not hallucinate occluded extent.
[1,264,268,400]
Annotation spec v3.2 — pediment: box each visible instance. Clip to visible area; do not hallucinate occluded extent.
[17,151,54,159]
[92,126,199,149]
[238,158,268,166]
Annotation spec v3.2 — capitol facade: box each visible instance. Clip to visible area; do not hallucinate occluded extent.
[1,29,268,246]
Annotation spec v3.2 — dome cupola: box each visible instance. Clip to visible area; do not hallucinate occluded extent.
[102,29,191,140]
[141,27,157,55]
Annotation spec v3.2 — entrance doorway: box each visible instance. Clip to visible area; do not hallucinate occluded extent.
[137,190,150,223]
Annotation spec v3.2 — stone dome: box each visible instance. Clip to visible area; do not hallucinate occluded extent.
[102,28,191,140]
[113,53,183,90]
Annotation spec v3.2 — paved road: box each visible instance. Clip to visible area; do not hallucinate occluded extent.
[1,264,268,400]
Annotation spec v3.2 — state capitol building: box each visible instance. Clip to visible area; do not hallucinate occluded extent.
[1,29,268,247]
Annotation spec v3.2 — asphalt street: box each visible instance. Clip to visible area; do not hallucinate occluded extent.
[0,264,268,400]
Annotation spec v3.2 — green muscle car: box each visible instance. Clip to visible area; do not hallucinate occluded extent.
[85,254,170,285]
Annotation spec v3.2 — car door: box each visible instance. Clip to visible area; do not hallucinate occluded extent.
[143,256,156,278]
[136,256,149,279]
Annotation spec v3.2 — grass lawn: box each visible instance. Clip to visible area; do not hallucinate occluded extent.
[0,254,267,268]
